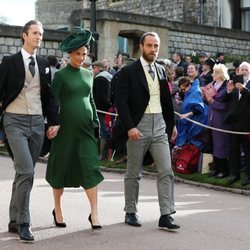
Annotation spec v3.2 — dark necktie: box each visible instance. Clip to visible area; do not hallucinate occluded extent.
[29,56,35,77]
[148,64,155,80]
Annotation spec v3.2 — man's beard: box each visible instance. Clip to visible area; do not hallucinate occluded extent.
[142,51,157,63]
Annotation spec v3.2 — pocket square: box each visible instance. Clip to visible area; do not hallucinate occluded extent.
[45,67,50,74]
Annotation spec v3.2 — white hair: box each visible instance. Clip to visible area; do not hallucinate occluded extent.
[213,63,229,81]
[239,61,250,71]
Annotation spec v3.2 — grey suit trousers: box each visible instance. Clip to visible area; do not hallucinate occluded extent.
[4,113,44,224]
[124,114,176,215]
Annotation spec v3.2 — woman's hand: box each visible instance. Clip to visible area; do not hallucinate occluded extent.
[180,112,193,119]
[46,125,60,139]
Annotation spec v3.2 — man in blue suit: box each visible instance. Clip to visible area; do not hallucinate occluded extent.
[0,20,60,242]
[115,32,180,230]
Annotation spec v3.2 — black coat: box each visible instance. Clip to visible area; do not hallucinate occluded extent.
[223,81,250,131]
[0,52,60,126]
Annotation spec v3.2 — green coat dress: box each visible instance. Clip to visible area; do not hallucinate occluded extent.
[46,64,104,189]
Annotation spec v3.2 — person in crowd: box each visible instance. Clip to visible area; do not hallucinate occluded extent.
[171,67,184,124]
[0,20,60,242]
[46,30,104,230]
[199,58,215,86]
[172,52,188,76]
[110,57,136,164]
[204,64,230,178]
[223,61,250,186]
[59,58,69,69]
[113,51,130,73]
[229,59,241,80]
[176,77,208,150]
[82,53,94,70]
[185,55,193,65]
[47,55,58,80]
[115,31,180,230]
[198,52,209,75]
[92,60,113,160]
[187,63,205,86]
[215,52,225,64]
[102,57,117,76]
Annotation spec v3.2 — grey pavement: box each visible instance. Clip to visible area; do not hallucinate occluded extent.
[0,155,250,250]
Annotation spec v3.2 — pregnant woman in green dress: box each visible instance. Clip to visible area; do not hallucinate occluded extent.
[46,30,104,229]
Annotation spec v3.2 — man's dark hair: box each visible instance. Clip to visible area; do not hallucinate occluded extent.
[47,55,58,67]
[216,52,224,58]
[233,59,241,68]
[140,32,160,45]
[21,20,43,44]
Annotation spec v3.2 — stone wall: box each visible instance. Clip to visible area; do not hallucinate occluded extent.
[84,10,250,59]
[1,10,250,63]
[35,0,82,29]
[0,24,67,62]
[36,0,219,28]
[95,0,218,26]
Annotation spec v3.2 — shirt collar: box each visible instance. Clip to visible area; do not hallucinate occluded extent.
[21,48,36,61]
[140,56,155,70]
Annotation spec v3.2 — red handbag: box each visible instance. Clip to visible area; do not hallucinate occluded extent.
[173,144,200,174]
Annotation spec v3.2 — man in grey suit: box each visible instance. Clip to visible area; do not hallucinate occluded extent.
[0,20,60,242]
[115,32,180,230]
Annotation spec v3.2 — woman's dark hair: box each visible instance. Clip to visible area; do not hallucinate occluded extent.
[21,20,43,44]
[178,76,192,88]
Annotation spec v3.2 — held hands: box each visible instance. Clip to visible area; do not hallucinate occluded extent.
[46,125,60,139]
[128,128,143,140]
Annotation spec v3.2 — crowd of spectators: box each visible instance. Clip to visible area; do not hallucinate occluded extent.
[1,49,249,186]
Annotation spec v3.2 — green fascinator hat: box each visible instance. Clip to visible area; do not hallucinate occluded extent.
[59,29,94,53]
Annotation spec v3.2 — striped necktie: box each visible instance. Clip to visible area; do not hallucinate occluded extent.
[29,56,35,77]
[148,64,155,80]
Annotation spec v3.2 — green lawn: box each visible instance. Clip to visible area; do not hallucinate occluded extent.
[100,156,250,191]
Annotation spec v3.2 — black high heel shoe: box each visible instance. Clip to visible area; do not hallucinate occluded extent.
[52,209,66,228]
[88,214,102,230]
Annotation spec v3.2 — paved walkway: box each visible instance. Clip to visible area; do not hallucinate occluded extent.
[1,155,250,250]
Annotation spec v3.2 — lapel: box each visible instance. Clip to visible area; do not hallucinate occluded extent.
[154,63,165,81]
[135,60,149,92]
[13,52,25,86]
[135,60,166,93]
[246,80,250,89]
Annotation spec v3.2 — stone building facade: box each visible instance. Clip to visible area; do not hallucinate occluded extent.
[0,25,66,62]
[1,1,249,63]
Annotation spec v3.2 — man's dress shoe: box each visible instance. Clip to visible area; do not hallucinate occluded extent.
[158,215,180,231]
[19,223,34,242]
[125,213,141,227]
[8,221,19,233]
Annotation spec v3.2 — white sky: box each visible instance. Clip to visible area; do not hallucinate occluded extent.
[0,0,36,26]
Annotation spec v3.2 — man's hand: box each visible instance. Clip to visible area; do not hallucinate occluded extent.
[170,125,178,142]
[46,125,60,139]
[235,82,245,92]
[128,128,143,140]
